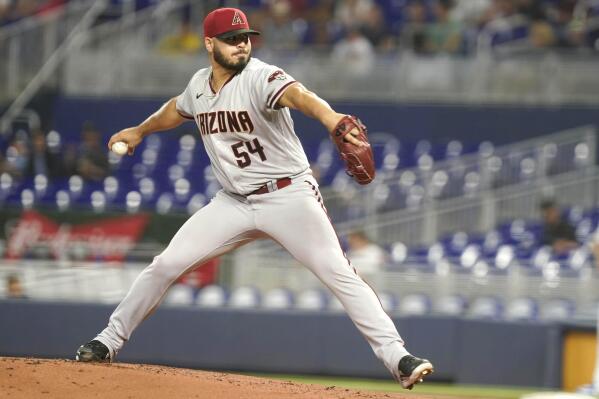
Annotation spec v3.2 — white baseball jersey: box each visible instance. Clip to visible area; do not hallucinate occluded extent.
[93,58,416,385]
[175,57,310,195]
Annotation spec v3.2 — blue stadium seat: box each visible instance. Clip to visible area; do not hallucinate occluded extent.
[434,295,467,316]
[398,293,430,316]
[576,218,594,242]
[155,192,174,214]
[539,299,575,321]
[173,178,191,204]
[444,231,469,257]
[125,191,142,213]
[103,176,119,202]
[445,140,463,159]
[138,177,156,203]
[405,184,425,210]
[90,190,107,213]
[567,247,592,270]
[494,244,516,269]
[468,296,503,319]
[482,230,503,256]
[429,169,449,199]
[462,171,481,197]
[413,140,432,161]
[518,157,537,183]
[164,284,195,306]
[262,288,294,310]
[195,285,227,308]
[295,288,328,311]
[0,172,14,196]
[179,134,197,152]
[55,189,71,211]
[530,246,553,269]
[478,141,495,158]
[568,205,585,225]
[68,175,85,200]
[459,244,481,268]
[228,286,261,309]
[504,297,539,321]
[33,174,54,200]
[187,193,207,215]
[426,242,446,265]
[390,241,408,265]
[20,188,35,209]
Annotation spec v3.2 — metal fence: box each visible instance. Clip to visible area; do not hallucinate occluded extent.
[229,248,599,317]
[364,168,599,246]
[321,125,597,239]
[0,1,95,102]
[1,0,599,106]
[40,1,599,105]
[2,258,598,321]
[60,44,599,105]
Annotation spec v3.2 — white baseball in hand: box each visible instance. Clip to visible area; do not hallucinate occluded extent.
[111,141,128,156]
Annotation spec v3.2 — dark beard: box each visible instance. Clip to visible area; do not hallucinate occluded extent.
[213,47,250,72]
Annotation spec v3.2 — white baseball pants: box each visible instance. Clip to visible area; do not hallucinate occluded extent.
[96,174,409,379]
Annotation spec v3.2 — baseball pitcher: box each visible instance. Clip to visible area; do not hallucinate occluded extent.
[75,7,433,389]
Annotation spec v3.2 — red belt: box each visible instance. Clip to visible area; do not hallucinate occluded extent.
[250,177,292,195]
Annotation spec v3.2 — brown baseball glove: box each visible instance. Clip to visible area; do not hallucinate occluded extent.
[330,115,375,185]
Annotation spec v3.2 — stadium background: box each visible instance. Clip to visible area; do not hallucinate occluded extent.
[1,0,599,397]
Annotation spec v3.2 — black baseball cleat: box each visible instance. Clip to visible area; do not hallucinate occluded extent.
[398,354,434,390]
[75,340,111,363]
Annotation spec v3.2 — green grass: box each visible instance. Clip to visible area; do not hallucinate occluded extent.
[242,373,548,399]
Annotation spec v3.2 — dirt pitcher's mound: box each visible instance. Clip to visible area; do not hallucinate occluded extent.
[0,357,437,399]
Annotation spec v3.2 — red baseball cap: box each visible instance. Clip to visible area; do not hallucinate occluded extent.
[203,8,260,39]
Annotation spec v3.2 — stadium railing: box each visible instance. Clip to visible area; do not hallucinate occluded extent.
[1,0,596,105]
[0,0,97,102]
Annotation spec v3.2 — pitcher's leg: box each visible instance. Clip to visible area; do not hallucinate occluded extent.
[256,183,409,380]
[95,193,254,357]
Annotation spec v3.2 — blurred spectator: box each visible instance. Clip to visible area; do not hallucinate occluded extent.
[2,131,30,179]
[301,0,335,48]
[528,18,556,48]
[6,274,27,299]
[69,121,109,182]
[158,19,202,55]
[450,0,492,25]
[332,28,375,75]
[424,0,464,53]
[362,3,389,47]
[260,0,304,51]
[515,0,546,20]
[514,0,556,49]
[0,0,10,25]
[549,0,587,48]
[2,0,597,53]
[12,0,37,21]
[25,129,64,178]
[399,0,429,53]
[333,0,376,32]
[539,199,578,255]
[346,230,387,274]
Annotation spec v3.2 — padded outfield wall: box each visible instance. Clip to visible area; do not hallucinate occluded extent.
[0,299,576,388]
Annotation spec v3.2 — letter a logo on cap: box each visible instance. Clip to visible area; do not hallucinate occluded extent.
[232,11,243,25]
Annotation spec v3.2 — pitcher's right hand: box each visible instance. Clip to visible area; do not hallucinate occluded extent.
[107,127,144,155]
